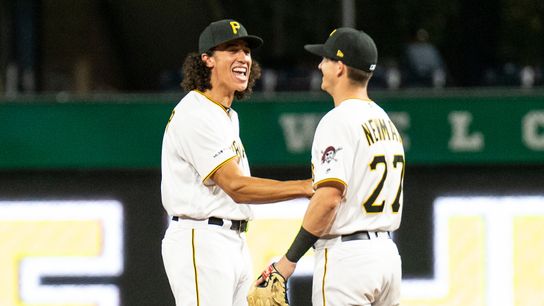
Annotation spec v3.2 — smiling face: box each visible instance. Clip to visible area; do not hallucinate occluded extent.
[318,57,339,94]
[203,39,252,95]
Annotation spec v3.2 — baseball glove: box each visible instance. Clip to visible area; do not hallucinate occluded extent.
[247,263,289,306]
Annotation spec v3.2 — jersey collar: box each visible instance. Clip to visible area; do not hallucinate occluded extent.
[194,90,231,114]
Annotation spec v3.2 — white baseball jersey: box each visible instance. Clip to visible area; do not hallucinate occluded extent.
[162,90,254,306]
[161,90,253,220]
[311,98,404,306]
[311,98,405,235]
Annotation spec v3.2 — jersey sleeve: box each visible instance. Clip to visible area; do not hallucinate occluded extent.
[311,113,353,191]
[177,112,237,183]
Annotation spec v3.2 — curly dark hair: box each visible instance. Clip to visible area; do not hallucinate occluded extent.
[181,52,261,100]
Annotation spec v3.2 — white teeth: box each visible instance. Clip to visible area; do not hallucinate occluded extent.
[233,67,247,75]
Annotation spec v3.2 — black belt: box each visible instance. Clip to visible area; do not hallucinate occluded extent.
[172,216,248,232]
[341,230,390,242]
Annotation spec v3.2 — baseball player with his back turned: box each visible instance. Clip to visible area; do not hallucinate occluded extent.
[249,28,405,306]
[161,19,314,306]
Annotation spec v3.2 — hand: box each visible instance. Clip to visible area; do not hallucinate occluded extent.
[249,261,290,306]
[255,256,296,286]
[274,256,297,280]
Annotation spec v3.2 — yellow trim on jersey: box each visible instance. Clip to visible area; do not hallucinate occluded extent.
[322,248,328,306]
[313,178,347,190]
[344,98,373,103]
[202,155,237,183]
[192,229,200,306]
[194,90,230,114]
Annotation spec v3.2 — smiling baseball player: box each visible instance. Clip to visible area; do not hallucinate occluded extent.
[161,19,313,306]
[250,28,405,306]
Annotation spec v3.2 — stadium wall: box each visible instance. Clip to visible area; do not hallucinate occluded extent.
[1,90,543,305]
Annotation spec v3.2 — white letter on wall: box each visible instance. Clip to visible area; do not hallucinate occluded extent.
[448,111,484,151]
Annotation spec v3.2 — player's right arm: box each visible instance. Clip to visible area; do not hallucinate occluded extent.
[300,180,344,236]
[266,181,343,283]
[211,159,314,204]
[268,112,348,281]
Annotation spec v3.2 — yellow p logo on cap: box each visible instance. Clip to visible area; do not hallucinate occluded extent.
[336,50,344,58]
[230,21,240,34]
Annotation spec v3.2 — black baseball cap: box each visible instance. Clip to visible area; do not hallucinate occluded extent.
[304,28,378,72]
[198,19,263,54]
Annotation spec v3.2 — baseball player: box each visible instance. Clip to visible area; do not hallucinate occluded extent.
[253,28,405,306]
[161,19,313,306]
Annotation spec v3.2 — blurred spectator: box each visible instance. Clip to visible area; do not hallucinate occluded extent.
[386,67,402,90]
[502,62,519,86]
[483,63,544,88]
[382,58,402,90]
[366,62,400,90]
[309,69,322,91]
[261,68,279,94]
[402,28,446,88]
[520,65,536,89]
[5,63,18,97]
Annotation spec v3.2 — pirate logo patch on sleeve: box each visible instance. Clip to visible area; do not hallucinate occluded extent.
[321,146,342,164]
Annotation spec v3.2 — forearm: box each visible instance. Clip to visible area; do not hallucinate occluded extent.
[211,159,313,204]
[284,186,342,262]
[227,176,310,204]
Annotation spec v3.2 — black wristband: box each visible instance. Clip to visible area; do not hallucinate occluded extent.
[285,227,319,263]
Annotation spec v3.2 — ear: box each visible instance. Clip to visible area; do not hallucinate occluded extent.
[201,53,215,68]
[336,61,346,77]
